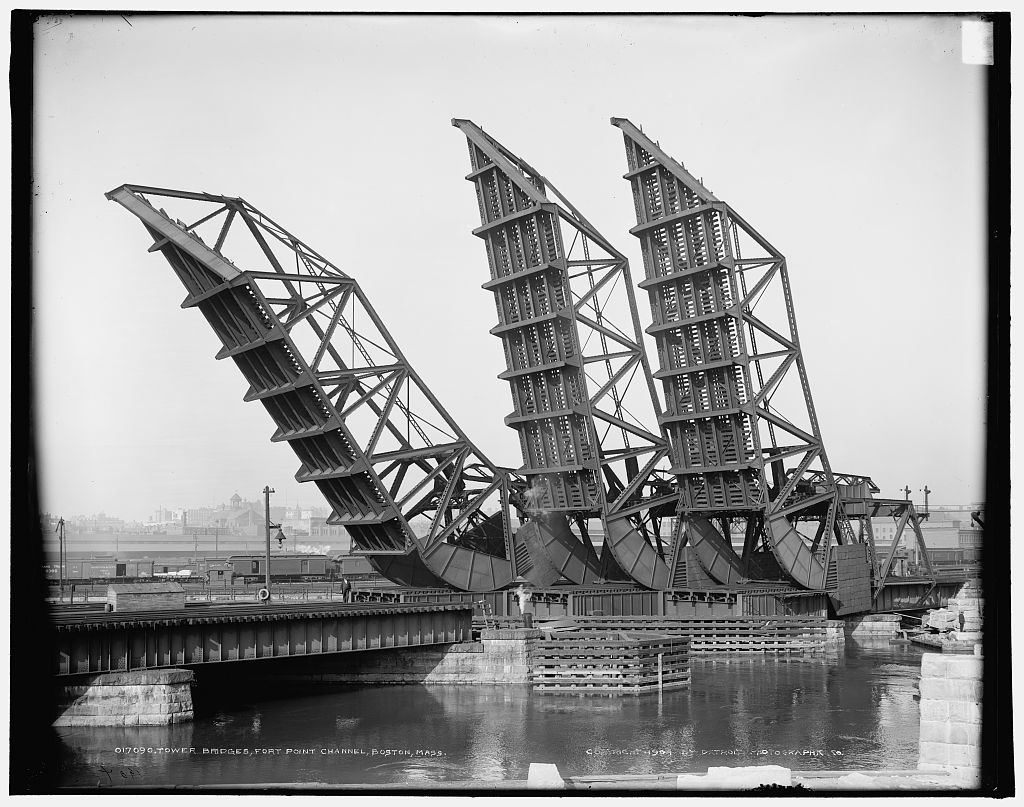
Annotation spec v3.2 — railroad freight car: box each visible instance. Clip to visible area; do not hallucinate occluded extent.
[226,554,330,583]
[45,557,208,582]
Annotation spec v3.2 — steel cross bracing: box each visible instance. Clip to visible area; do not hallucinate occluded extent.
[106,184,528,592]
[453,120,678,589]
[819,471,939,603]
[611,118,876,595]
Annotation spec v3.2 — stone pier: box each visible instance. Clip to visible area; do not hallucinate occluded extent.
[825,620,846,648]
[54,669,195,727]
[945,579,984,643]
[844,613,901,641]
[917,652,982,788]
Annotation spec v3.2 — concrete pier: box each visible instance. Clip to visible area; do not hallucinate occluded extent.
[54,669,194,727]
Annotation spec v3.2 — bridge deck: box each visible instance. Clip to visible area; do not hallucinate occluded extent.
[53,602,473,677]
[51,600,466,629]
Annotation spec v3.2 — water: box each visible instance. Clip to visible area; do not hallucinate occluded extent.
[53,642,926,788]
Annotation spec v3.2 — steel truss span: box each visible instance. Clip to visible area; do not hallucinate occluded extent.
[610,118,899,607]
[107,185,529,592]
[454,120,678,589]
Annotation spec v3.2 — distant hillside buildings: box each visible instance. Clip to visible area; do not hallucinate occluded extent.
[42,491,353,554]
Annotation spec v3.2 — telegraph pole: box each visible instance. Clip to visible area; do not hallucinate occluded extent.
[264,486,275,598]
[56,517,65,602]
[921,485,931,516]
[902,485,911,501]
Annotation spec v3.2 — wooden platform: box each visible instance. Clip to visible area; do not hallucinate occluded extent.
[531,631,690,694]
[515,616,831,656]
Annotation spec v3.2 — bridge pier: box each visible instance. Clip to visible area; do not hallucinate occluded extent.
[844,613,902,642]
[53,669,194,727]
[918,651,983,787]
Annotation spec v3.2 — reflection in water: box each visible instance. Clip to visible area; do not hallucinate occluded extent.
[53,643,927,788]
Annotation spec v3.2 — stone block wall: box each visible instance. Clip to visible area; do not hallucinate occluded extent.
[844,613,901,640]
[946,580,984,637]
[476,629,543,684]
[55,669,195,727]
[825,620,846,648]
[918,653,982,788]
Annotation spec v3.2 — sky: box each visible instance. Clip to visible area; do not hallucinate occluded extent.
[31,13,989,523]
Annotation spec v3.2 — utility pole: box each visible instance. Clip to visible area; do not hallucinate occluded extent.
[902,485,911,501]
[921,485,931,516]
[264,486,275,598]
[56,517,65,602]
[215,526,219,557]
[193,529,198,571]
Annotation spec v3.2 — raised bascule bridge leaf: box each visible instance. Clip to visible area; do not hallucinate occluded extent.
[107,123,937,607]
[107,185,528,592]
[454,119,678,590]
[609,118,926,611]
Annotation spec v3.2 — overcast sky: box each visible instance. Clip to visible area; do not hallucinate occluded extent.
[32,14,988,522]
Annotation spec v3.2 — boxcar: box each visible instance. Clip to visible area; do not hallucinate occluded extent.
[227,554,330,582]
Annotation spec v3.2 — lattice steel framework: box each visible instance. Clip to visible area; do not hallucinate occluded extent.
[822,471,938,603]
[107,184,529,592]
[611,119,864,591]
[454,120,678,588]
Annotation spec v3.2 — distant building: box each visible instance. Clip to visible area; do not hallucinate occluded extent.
[870,502,984,550]
[147,506,183,528]
[68,512,128,533]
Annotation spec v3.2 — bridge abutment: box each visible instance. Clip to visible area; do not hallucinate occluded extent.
[54,669,195,727]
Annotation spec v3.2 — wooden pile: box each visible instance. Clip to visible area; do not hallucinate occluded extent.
[531,631,690,694]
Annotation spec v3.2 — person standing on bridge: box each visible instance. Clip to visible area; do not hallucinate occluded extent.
[341,577,352,603]
[515,583,533,627]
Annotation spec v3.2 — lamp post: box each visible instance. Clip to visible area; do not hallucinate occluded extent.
[921,485,931,516]
[263,486,275,598]
[902,485,911,501]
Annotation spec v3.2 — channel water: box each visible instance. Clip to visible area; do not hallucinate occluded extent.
[53,641,925,788]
